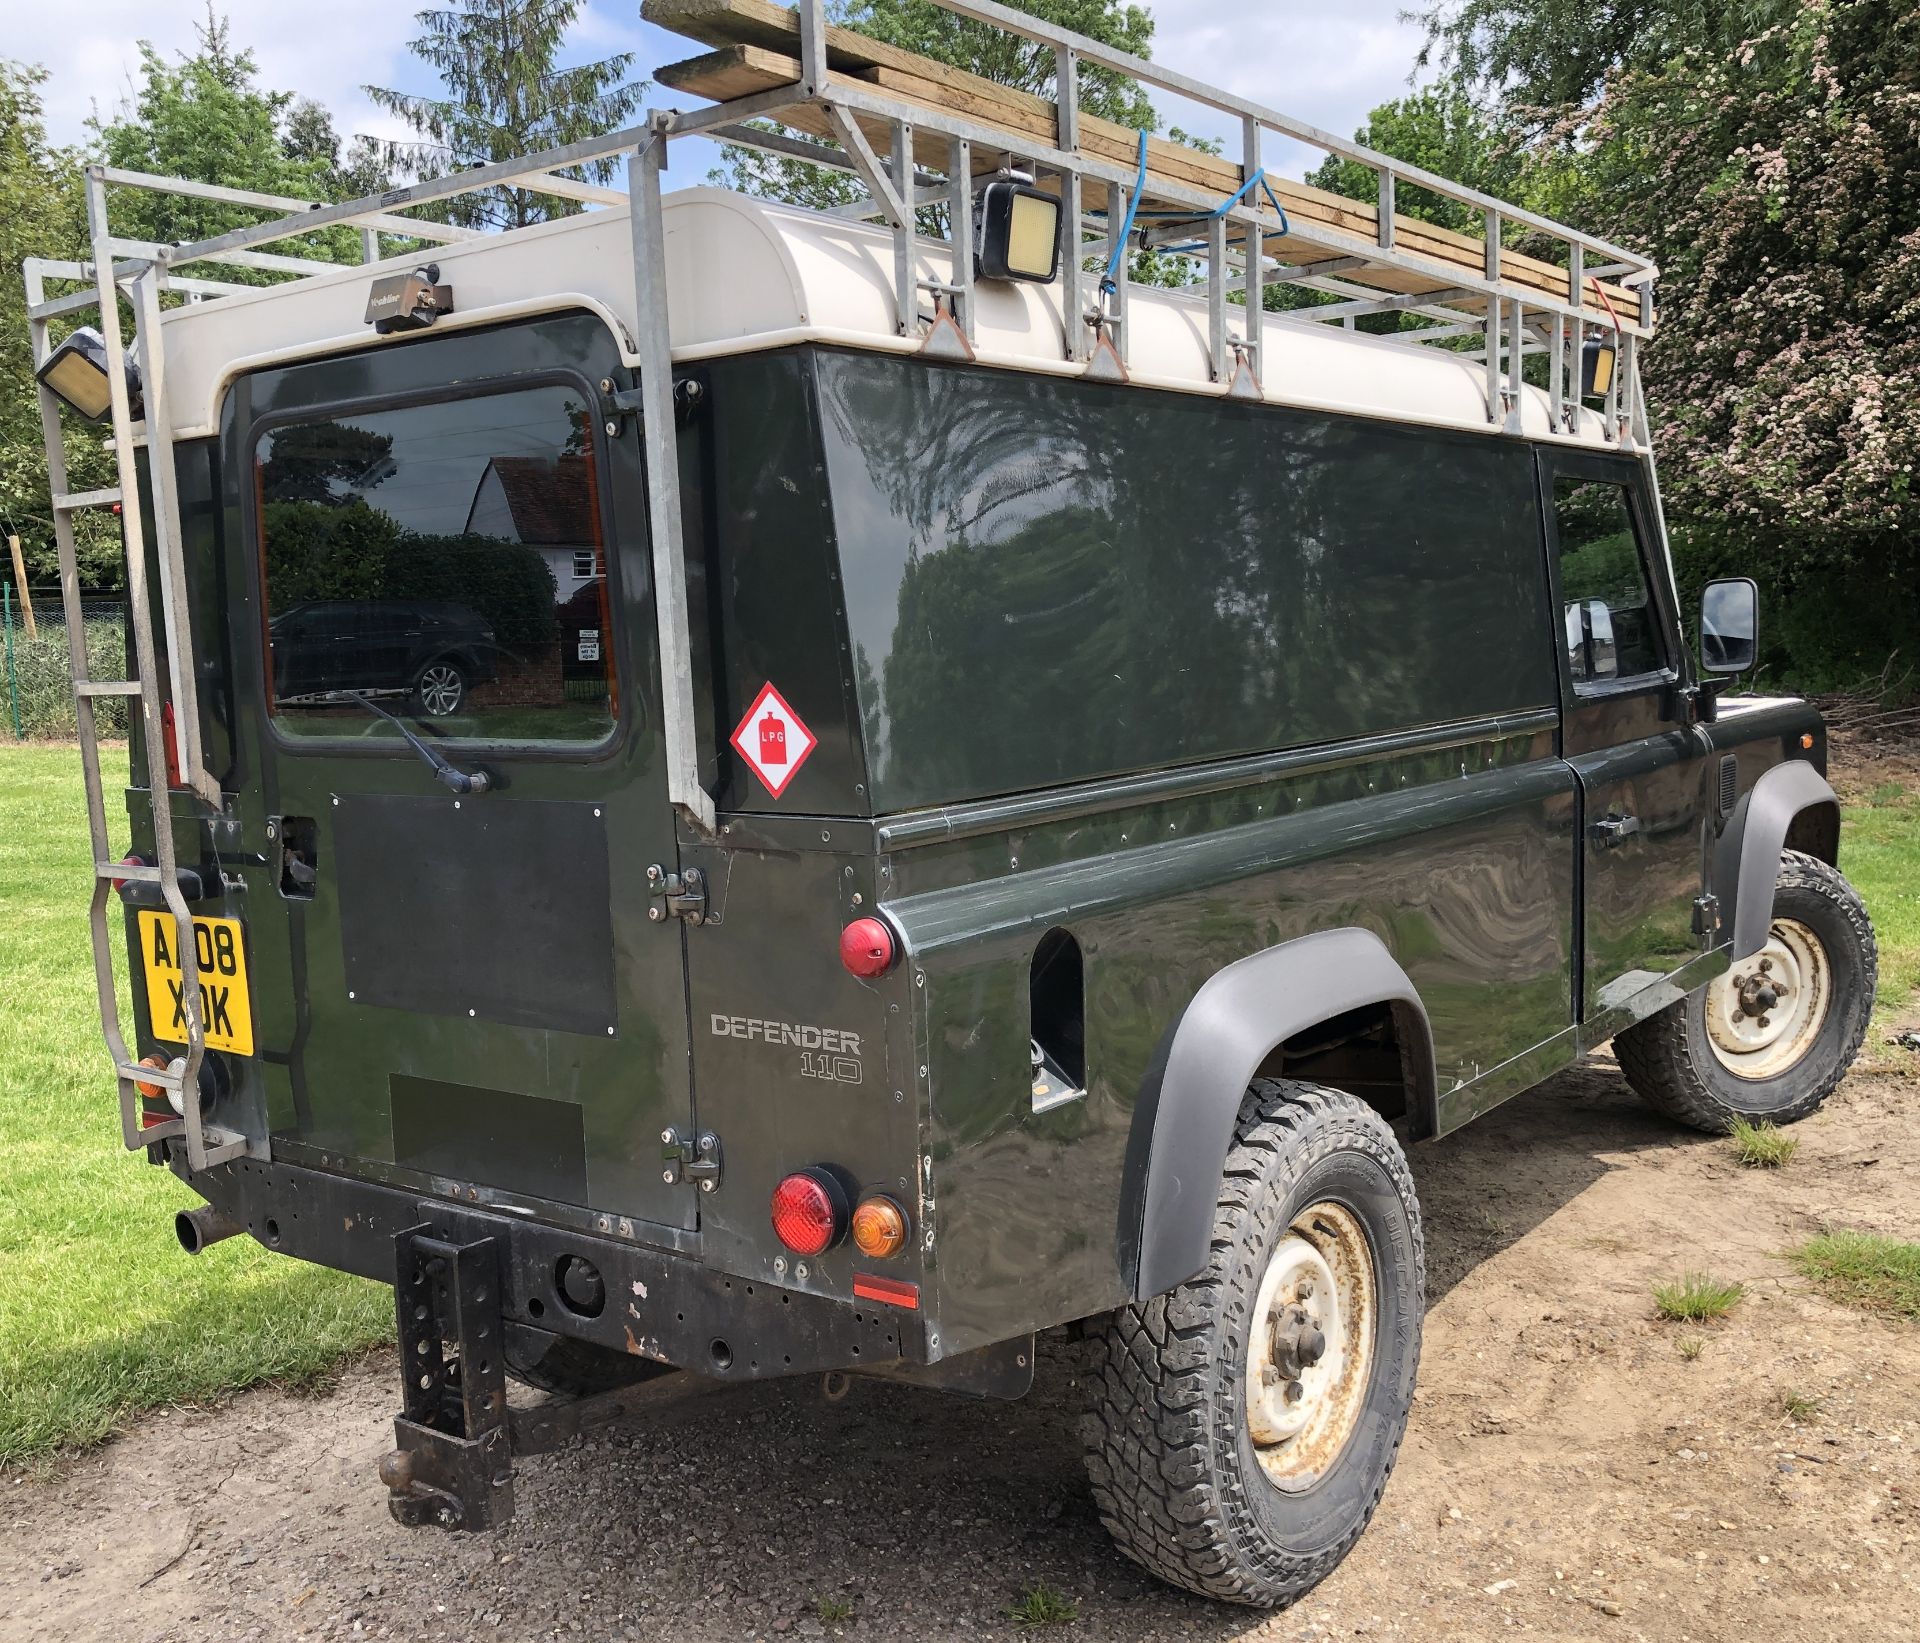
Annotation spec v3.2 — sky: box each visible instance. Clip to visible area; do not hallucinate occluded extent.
[12,0,1433,187]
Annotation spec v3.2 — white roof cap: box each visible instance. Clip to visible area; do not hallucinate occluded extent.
[155,185,1612,448]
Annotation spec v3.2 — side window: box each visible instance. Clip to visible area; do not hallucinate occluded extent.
[1552,478,1666,684]
[256,384,619,744]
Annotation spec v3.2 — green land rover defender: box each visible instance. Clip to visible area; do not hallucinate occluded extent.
[22,0,1876,1608]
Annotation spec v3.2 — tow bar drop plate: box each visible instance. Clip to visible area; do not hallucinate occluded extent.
[382,1227,513,1531]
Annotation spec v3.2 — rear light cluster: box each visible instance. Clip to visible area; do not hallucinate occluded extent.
[839,916,897,978]
[770,1168,845,1257]
[850,1194,907,1258]
[771,1169,911,1262]
[134,1053,183,1124]
[160,700,183,789]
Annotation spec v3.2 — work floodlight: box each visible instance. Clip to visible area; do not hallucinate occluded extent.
[1581,336,1617,400]
[365,263,454,335]
[973,178,1061,284]
[36,326,138,422]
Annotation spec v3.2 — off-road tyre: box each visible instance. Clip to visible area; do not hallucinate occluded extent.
[1081,1080,1424,1607]
[1615,850,1876,1133]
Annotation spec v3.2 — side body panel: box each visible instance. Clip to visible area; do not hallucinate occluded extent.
[879,720,1577,1353]
[676,353,920,1293]
[815,351,1581,1355]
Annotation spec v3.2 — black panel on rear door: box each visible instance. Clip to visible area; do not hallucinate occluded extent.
[334,793,616,1035]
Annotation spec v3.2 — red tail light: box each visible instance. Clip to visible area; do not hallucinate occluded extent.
[839,916,897,978]
[161,700,183,789]
[111,852,149,893]
[771,1168,848,1256]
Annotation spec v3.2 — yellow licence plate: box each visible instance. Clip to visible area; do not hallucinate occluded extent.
[136,910,255,1057]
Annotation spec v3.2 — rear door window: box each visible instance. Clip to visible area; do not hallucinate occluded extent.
[256,383,618,743]
[1551,478,1667,685]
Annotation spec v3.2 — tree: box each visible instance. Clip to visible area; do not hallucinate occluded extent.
[284,99,394,203]
[365,1,645,230]
[90,8,374,274]
[1409,0,1799,129]
[1414,0,1920,687]
[709,0,1155,208]
[1283,86,1542,330]
[12,13,402,589]
[1304,87,1529,238]
[0,60,118,588]
[1577,1,1920,680]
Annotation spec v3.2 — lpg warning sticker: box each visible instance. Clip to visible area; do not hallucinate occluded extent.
[729,682,817,799]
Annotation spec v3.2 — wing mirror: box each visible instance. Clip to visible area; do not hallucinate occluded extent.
[1700,577,1758,675]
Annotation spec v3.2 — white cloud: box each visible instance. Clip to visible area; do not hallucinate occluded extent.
[1145,0,1434,178]
[14,0,1430,186]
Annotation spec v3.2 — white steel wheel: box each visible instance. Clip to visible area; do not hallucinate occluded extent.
[1082,1081,1423,1608]
[1245,1201,1376,1493]
[1702,917,1832,1082]
[1616,852,1877,1133]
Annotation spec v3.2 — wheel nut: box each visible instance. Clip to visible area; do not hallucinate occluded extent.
[1284,1380,1305,1405]
[1297,1278,1315,1300]
[1758,1015,1771,1029]
[1732,1009,1744,1021]
[1759,958,1772,973]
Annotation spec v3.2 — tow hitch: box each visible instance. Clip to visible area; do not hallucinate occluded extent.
[379,1226,716,1531]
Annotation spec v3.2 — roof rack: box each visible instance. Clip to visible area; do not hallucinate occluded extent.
[20,0,1666,1159]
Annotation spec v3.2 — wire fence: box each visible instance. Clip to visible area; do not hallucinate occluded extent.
[2,589,131,740]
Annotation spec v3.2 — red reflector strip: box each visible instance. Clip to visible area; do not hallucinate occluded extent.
[853,1272,920,1310]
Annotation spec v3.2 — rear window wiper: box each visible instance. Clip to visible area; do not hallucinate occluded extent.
[341,692,491,794]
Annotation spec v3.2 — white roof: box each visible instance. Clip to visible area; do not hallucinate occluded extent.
[156,186,1612,447]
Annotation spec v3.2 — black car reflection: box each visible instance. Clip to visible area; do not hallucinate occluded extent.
[269,600,499,718]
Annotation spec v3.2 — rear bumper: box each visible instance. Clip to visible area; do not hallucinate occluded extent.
[166,1146,927,1378]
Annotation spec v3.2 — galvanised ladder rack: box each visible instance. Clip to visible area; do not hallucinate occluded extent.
[20,0,1661,1164]
[22,172,479,1171]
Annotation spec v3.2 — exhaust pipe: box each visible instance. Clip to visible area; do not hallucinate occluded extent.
[175,1205,242,1255]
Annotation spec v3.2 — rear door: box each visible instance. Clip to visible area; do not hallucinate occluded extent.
[222,312,697,1232]
[1539,448,1708,1022]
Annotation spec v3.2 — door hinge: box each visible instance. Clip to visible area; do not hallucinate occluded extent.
[661,1128,722,1192]
[646,864,706,925]
[1692,893,1722,939]
[599,378,704,429]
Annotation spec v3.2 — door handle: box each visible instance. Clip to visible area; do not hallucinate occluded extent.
[1592,812,1642,848]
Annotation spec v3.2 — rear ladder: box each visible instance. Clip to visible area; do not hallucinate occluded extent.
[22,168,244,1171]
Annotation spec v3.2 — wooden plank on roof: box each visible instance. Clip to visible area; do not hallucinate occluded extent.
[656,47,1483,309]
[647,1,1637,321]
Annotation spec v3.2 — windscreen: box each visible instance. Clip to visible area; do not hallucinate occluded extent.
[255,383,617,744]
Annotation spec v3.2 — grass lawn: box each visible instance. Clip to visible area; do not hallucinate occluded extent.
[0,743,1916,1466]
[0,744,389,1467]
[1840,777,1920,1012]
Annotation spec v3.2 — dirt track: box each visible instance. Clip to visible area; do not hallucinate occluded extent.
[5,1032,1919,1643]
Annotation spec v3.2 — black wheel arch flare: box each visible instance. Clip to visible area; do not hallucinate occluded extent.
[1118,928,1438,1302]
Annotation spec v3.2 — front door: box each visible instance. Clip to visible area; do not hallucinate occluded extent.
[224,312,697,1232]
[1539,449,1708,1023]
